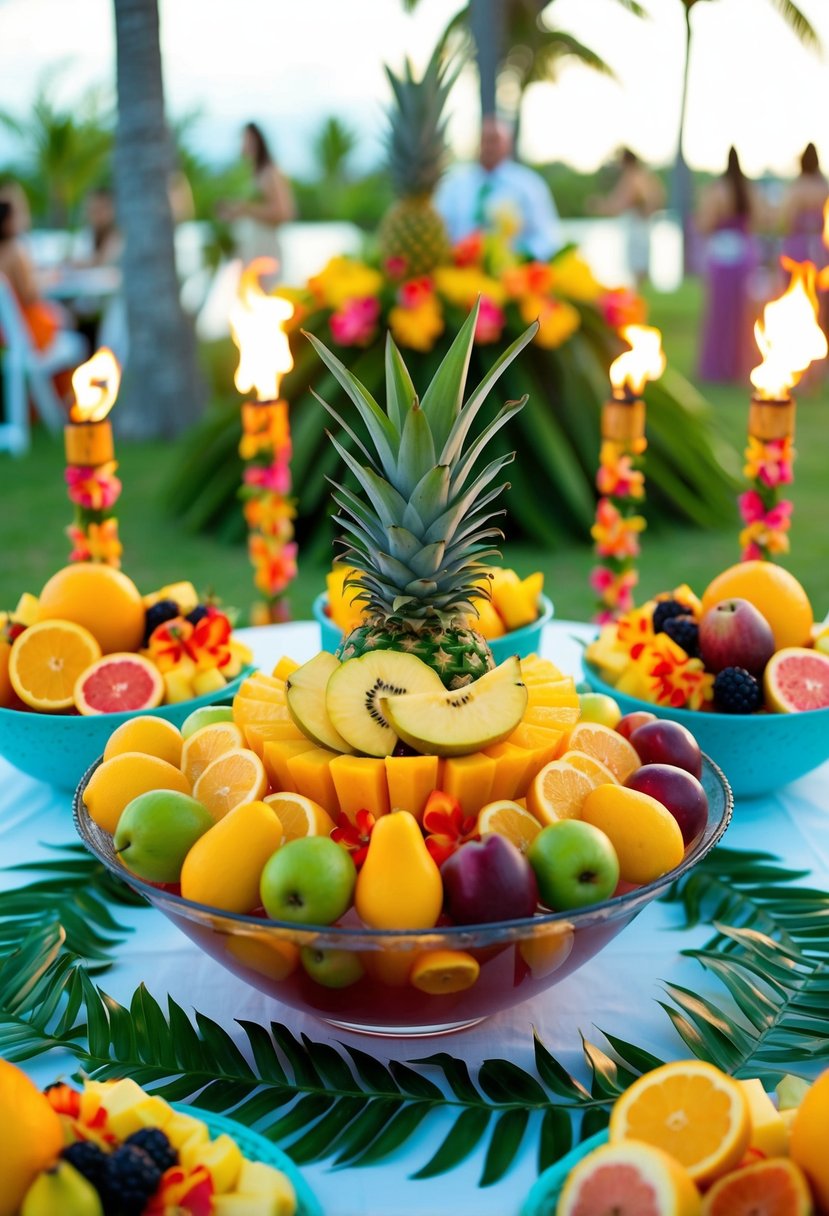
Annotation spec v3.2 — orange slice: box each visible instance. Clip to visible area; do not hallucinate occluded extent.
[609,1060,751,1186]
[181,722,245,786]
[263,792,336,840]
[9,620,101,711]
[560,750,618,785]
[558,1139,701,1216]
[410,950,480,995]
[477,799,542,853]
[193,747,267,820]
[701,1158,811,1216]
[104,715,183,767]
[525,760,595,825]
[564,721,640,782]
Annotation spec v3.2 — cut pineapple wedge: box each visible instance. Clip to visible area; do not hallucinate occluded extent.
[381,657,528,757]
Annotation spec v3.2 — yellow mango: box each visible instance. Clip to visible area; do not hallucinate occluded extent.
[271,656,300,680]
[739,1078,788,1158]
[384,755,441,822]
[441,753,497,817]
[181,1133,243,1194]
[164,669,196,704]
[469,598,506,639]
[263,739,317,791]
[243,721,306,758]
[326,566,365,633]
[13,592,40,626]
[483,742,537,802]
[526,684,580,709]
[233,696,292,725]
[330,756,391,821]
[505,725,564,793]
[224,933,299,982]
[615,665,657,701]
[193,668,227,697]
[285,747,339,814]
[355,810,443,929]
[239,674,286,701]
[492,581,537,631]
[180,800,284,913]
[164,1112,210,1150]
[523,704,581,729]
[522,571,544,602]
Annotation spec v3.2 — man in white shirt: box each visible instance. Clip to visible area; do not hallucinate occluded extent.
[435,117,562,261]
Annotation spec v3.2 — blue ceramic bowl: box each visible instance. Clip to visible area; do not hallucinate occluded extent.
[520,1131,609,1215]
[0,668,252,791]
[583,662,829,800]
[313,592,555,664]
[177,1104,322,1215]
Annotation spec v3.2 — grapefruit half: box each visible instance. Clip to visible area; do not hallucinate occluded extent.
[75,653,164,716]
[764,647,829,713]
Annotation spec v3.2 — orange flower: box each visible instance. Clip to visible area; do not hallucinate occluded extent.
[590,498,645,559]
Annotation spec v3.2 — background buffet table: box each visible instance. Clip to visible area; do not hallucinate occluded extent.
[3,620,828,1216]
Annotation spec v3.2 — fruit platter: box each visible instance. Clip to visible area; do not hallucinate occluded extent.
[584,562,829,797]
[521,1058,829,1216]
[0,1058,321,1216]
[0,566,253,789]
[75,313,731,1034]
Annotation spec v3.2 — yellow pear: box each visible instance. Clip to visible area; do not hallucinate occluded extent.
[355,810,443,930]
[0,1060,64,1216]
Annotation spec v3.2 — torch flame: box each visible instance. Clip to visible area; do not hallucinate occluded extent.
[609,325,665,398]
[750,260,827,400]
[230,257,294,402]
[70,348,121,422]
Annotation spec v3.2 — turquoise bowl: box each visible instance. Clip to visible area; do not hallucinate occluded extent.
[0,668,252,791]
[175,1104,322,1216]
[583,662,829,799]
[313,592,555,664]
[520,1131,609,1215]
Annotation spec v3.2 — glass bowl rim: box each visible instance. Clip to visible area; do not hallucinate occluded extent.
[73,752,733,950]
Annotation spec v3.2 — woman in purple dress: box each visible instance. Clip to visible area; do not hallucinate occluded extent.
[780,143,828,269]
[696,147,764,383]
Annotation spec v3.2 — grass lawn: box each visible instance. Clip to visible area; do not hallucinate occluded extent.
[2,278,827,623]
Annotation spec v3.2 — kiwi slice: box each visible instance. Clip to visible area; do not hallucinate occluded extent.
[286,652,354,754]
[326,652,444,757]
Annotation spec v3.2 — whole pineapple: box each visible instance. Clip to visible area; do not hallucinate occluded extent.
[306,304,539,689]
[377,44,454,278]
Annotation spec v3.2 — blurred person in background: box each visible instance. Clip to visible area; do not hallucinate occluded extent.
[217,121,295,263]
[780,142,829,268]
[695,147,765,383]
[72,186,122,268]
[588,148,665,286]
[435,116,561,261]
[0,192,63,351]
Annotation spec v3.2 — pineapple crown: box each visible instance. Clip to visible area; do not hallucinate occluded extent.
[384,43,457,199]
[304,303,539,624]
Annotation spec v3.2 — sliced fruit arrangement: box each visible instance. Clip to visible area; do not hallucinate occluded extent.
[585,562,829,715]
[555,1059,829,1216]
[0,1058,303,1216]
[0,567,252,714]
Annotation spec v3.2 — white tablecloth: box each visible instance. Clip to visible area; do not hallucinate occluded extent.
[3,621,828,1216]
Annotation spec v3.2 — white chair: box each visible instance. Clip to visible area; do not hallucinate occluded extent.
[0,274,87,455]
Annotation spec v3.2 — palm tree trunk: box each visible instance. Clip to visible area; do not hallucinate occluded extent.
[469,0,504,117]
[112,0,204,437]
[671,2,694,273]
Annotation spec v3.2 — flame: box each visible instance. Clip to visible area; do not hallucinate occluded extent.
[750,260,828,399]
[609,325,665,398]
[70,348,121,422]
[229,257,294,402]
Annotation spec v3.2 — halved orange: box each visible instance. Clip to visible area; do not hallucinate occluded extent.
[609,1060,751,1186]
[564,721,641,782]
[701,1158,811,1216]
[525,760,595,825]
[263,792,336,840]
[193,747,267,820]
[477,799,542,853]
[9,620,101,711]
[410,950,480,994]
[560,750,619,785]
[181,722,245,786]
[558,1139,701,1216]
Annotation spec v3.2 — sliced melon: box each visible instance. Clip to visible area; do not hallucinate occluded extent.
[285,652,353,754]
[382,657,528,758]
[326,651,444,758]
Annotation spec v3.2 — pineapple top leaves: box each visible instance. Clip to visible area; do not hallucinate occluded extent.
[384,44,457,199]
[305,305,539,623]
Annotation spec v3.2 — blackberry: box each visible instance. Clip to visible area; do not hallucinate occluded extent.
[663,615,700,658]
[186,604,209,626]
[143,599,180,643]
[653,599,693,633]
[61,1141,110,1196]
[713,666,762,714]
[104,1144,162,1215]
[125,1127,178,1172]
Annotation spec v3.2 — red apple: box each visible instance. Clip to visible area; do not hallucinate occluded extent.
[629,719,702,779]
[625,763,708,845]
[616,710,657,741]
[698,598,775,676]
[441,835,538,925]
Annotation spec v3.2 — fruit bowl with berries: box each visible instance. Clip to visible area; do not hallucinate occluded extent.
[0,567,253,790]
[583,563,829,798]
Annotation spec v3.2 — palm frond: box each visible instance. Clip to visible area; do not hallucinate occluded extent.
[767,0,822,52]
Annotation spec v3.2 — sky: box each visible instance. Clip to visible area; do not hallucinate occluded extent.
[2,0,829,180]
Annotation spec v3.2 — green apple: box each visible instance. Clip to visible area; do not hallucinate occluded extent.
[260,837,356,924]
[300,946,364,988]
[181,705,235,739]
[528,820,620,911]
[113,790,215,883]
[577,692,621,730]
